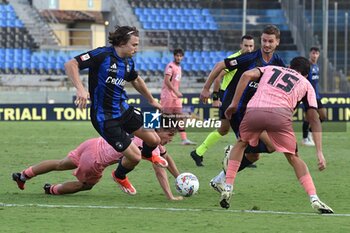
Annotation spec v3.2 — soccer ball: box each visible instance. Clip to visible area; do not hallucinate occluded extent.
[223,145,233,173]
[175,172,199,197]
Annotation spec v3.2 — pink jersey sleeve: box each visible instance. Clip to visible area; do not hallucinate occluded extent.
[165,63,174,76]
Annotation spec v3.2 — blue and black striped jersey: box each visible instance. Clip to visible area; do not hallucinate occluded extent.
[75,46,138,122]
[221,49,286,110]
[308,63,320,99]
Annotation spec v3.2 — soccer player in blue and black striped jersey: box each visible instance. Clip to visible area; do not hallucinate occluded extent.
[65,26,167,195]
[197,25,286,192]
[301,47,326,146]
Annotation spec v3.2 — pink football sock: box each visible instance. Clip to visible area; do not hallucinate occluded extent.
[50,184,62,195]
[299,173,316,196]
[22,166,35,179]
[225,160,241,185]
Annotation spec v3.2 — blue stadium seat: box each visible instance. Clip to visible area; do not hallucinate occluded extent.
[0,11,6,19]
[134,8,142,15]
[182,63,191,71]
[154,14,163,22]
[201,9,210,16]
[6,11,16,20]
[6,19,15,27]
[182,8,191,16]
[159,8,167,15]
[150,8,158,16]
[143,21,152,30]
[138,14,148,23]
[151,22,160,30]
[168,22,176,30]
[163,14,172,23]
[184,22,193,30]
[175,8,184,16]
[208,22,217,30]
[168,9,176,16]
[159,22,167,30]
[4,4,14,12]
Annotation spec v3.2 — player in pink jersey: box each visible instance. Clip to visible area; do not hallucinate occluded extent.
[161,48,196,145]
[221,57,333,214]
[12,127,184,200]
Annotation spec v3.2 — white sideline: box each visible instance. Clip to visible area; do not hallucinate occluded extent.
[1,203,350,217]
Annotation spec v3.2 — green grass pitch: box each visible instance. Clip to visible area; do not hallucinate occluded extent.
[1,122,350,232]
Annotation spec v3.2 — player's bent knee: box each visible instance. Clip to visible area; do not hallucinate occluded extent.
[284,153,299,164]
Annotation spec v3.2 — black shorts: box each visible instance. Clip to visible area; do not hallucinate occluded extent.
[219,89,225,101]
[303,99,324,110]
[229,110,245,138]
[91,106,143,152]
[219,90,234,120]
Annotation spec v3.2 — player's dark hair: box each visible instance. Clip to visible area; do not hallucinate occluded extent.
[241,34,254,41]
[290,56,311,76]
[108,25,139,46]
[310,47,320,52]
[173,48,184,56]
[262,24,280,39]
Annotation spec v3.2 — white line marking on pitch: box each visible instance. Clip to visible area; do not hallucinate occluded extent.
[1,203,349,217]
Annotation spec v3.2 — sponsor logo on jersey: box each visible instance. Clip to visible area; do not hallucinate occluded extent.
[107,63,118,73]
[248,81,259,88]
[105,76,126,87]
[80,54,90,61]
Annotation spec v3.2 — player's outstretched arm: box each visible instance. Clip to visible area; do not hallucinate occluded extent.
[200,61,226,103]
[164,153,180,178]
[65,59,89,109]
[152,162,183,201]
[225,68,260,119]
[131,76,162,110]
[306,108,326,171]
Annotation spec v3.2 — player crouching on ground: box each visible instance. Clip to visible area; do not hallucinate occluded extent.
[12,127,184,201]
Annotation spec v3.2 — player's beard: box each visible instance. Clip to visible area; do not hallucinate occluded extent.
[262,47,274,55]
